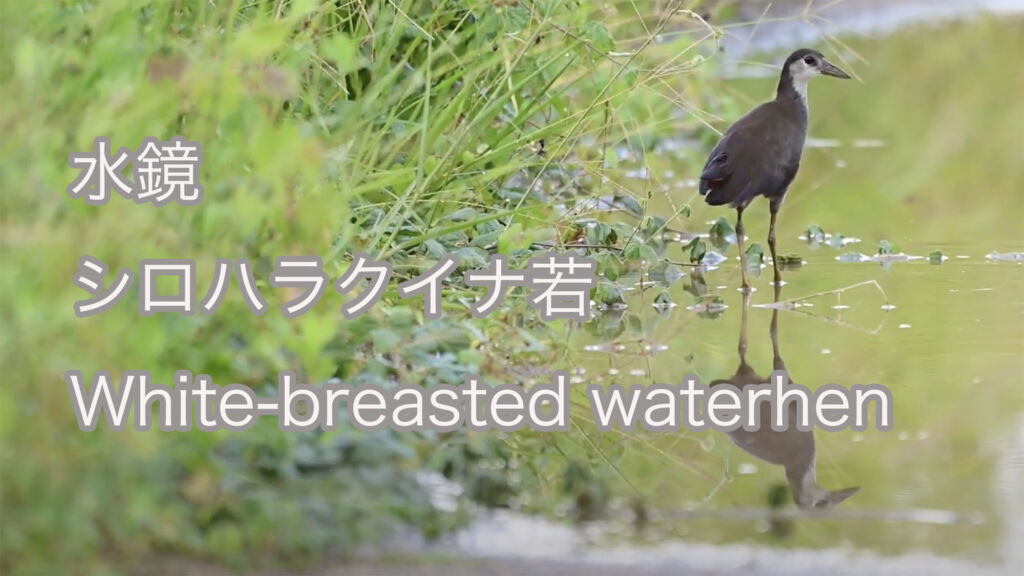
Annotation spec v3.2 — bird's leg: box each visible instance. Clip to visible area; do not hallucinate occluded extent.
[768,200,782,286]
[738,288,752,362]
[735,207,750,292]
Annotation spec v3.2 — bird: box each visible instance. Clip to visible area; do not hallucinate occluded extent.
[699,48,851,289]
[710,287,860,510]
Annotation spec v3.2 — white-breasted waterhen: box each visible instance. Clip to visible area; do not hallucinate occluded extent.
[699,48,851,289]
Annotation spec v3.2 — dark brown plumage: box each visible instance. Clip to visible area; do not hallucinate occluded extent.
[699,48,850,288]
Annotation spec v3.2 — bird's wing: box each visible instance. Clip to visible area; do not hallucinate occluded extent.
[698,106,767,195]
[699,103,803,205]
[699,136,732,185]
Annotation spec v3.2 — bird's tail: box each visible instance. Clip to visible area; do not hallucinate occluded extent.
[702,186,730,206]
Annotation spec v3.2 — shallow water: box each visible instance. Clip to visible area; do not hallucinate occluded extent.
[542,10,1024,573]
[337,9,1024,576]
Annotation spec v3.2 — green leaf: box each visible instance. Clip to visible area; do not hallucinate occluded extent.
[595,284,624,306]
[452,247,489,269]
[622,242,640,261]
[288,0,319,19]
[641,216,666,239]
[662,263,685,285]
[586,221,617,246]
[827,234,846,249]
[231,19,293,61]
[583,21,615,52]
[425,239,447,259]
[595,252,622,281]
[654,291,673,308]
[371,328,402,353]
[638,243,658,262]
[617,195,643,217]
[684,237,707,263]
[503,6,530,33]
[386,306,417,328]
[745,242,764,265]
[498,222,531,254]
[878,240,900,255]
[804,224,826,243]
[447,207,478,221]
[777,253,804,269]
[929,249,945,264]
[709,217,735,243]
[323,33,359,75]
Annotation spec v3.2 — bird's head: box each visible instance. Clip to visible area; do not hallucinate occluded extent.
[785,49,851,82]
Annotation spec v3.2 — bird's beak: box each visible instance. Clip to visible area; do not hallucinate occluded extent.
[820,59,852,79]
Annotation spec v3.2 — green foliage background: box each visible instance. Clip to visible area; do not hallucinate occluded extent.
[0,0,724,573]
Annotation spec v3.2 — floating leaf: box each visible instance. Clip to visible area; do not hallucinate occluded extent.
[929,250,945,264]
[745,242,765,265]
[804,224,826,244]
[777,252,805,270]
[654,291,674,308]
[837,252,868,263]
[878,240,900,255]
[691,295,727,319]
[662,263,685,285]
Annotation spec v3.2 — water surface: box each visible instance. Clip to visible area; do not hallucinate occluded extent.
[549,11,1024,573]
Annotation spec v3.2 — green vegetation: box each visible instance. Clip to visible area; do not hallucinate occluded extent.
[3,0,1023,573]
[0,0,731,573]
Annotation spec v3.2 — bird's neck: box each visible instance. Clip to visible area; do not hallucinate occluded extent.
[776,71,810,115]
[785,451,817,493]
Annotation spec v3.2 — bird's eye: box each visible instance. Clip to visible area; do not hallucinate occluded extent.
[803,55,816,66]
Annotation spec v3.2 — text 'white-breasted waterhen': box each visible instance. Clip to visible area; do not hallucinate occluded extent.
[699,48,851,290]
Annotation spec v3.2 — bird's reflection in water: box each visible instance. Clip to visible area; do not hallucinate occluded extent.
[710,286,860,522]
